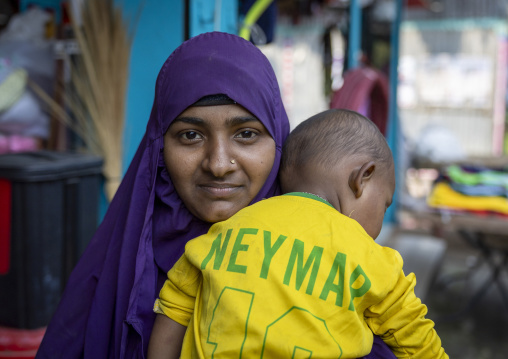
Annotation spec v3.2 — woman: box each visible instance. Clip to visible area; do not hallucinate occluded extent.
[36,32,394,359]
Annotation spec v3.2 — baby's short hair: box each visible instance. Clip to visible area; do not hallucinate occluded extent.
[280,109,392,174]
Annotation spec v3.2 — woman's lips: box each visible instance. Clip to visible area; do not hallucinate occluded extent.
[198,183,241,197]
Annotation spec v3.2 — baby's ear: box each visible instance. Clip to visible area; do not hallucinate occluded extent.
[348,161,376,198]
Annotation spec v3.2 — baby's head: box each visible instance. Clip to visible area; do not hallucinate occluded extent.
[280,109,395,239]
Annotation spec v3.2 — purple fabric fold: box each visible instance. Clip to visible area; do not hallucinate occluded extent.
[360,335,397,359]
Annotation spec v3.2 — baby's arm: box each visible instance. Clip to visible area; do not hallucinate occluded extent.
[365,270,448,358]
[148,314,186,359]
[148,255,201,358]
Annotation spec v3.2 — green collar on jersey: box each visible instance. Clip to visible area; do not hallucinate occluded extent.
[283,192,334,208]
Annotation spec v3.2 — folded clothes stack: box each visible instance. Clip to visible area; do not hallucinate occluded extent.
[427,164,508,217]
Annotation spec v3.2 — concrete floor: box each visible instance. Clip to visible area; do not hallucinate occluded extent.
[426,247,508,358]
[381,227,508,358]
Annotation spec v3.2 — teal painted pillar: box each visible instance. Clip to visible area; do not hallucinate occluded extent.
[348,0,362,69]
[99,0,185,219]
[121,0,185,168]
[189,0,238,37]
[385,0,403,223]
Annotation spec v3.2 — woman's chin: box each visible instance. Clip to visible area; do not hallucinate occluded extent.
[197,203,244,224]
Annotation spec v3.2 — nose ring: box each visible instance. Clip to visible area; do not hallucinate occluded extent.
[230,159,235,164]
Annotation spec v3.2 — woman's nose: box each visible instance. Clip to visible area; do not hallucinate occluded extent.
[202,140,235,177]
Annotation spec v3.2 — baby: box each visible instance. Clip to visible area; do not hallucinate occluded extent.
[148,109,448,358]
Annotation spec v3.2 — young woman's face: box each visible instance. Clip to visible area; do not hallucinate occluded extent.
[164,104,276,223]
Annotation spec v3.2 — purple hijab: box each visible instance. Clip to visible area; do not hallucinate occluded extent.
[36,32,394,359]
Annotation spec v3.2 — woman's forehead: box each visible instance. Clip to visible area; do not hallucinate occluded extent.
[172,104,261,128]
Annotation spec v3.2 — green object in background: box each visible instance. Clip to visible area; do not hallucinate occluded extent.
[446,165,508,188]
[505,132,508,155]
[239,0,273,41]
[0,68,27,112]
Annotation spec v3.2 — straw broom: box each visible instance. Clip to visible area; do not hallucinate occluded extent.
[30,0,132,201]
[72,0,132,201]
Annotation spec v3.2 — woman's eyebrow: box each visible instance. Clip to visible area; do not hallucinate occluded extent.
[172,117,204,125]
[225,116,259,126]
[172,115,259,126]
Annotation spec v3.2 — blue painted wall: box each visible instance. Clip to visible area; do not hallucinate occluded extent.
[120,0,185,168]
[99,0,185,219]
[189,0,238,37]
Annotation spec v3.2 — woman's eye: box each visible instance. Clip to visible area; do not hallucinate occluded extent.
[181,131,202,140]
[236,130,257,139]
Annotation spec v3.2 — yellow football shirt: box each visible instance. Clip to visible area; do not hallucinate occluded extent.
[155,193,447,358]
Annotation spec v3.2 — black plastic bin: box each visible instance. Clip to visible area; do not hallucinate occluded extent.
[0,151,103,329]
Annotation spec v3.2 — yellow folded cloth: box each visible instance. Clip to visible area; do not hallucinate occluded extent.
[428,182,508,215]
